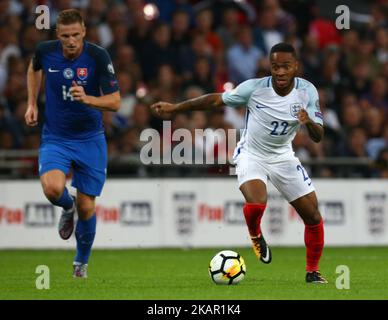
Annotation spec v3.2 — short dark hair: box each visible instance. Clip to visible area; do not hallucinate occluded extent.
[56,9,84,27]
[270,43,297,58]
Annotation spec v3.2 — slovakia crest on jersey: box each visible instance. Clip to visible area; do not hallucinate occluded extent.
[77,68,88,80]
[290,103,303,118]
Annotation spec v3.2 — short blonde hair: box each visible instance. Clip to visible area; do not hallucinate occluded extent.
[56,9,84,27]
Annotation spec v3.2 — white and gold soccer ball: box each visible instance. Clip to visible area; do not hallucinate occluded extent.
[208,250,246,285]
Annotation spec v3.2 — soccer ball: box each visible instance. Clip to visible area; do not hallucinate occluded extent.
[208,250,246,285]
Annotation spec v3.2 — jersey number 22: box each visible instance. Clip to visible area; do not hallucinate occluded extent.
[270,121,289,135]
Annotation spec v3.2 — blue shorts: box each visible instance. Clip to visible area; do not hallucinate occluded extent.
[39,135,107,196]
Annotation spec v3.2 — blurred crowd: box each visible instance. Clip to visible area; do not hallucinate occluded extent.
[0,0,387,178]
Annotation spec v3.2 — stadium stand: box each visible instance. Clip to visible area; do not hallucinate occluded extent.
[0,0,387,178]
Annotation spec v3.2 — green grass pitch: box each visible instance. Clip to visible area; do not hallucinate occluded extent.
[0,247,387,300]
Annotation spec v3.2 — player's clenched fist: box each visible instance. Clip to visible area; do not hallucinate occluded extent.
[150,101,177,116]
[25,105,38,126]
[70,81,89,104]
[297,109,311,125]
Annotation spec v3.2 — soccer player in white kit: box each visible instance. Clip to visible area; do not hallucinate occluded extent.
[151,43,327,283]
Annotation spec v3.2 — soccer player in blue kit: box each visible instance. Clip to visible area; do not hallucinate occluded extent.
[25,9,120,278]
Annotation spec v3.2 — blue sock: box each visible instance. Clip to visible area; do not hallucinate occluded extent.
[74,214,96,264]
[50,187,74,211]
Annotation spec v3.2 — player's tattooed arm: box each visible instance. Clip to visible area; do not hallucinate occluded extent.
[297,109,324,143]
[25,60,43,126]
[70,81,121,112]
[151,94,224,116]
[305,121,324,143]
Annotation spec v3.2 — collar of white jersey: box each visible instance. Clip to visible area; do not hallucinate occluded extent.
[268,76,300,91]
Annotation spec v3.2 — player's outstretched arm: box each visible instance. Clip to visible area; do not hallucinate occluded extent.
[25,60,42,126]
[69,81,121,112]
[297,109,324,143]
[151,93,224,116]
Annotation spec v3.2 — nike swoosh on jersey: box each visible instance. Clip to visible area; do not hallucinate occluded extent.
[48,68,60,72]
[255,103,271,109]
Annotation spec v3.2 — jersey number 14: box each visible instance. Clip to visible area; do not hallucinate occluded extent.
[62,85,74,101]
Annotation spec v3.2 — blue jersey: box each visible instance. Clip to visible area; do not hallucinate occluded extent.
[32,40,119,140]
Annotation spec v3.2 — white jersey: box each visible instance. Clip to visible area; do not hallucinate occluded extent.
[222,76,323,161]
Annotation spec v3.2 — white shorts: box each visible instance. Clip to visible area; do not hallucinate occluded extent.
[234,152,315,202]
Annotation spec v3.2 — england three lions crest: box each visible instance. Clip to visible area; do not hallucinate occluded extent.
[290,103,303,118]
